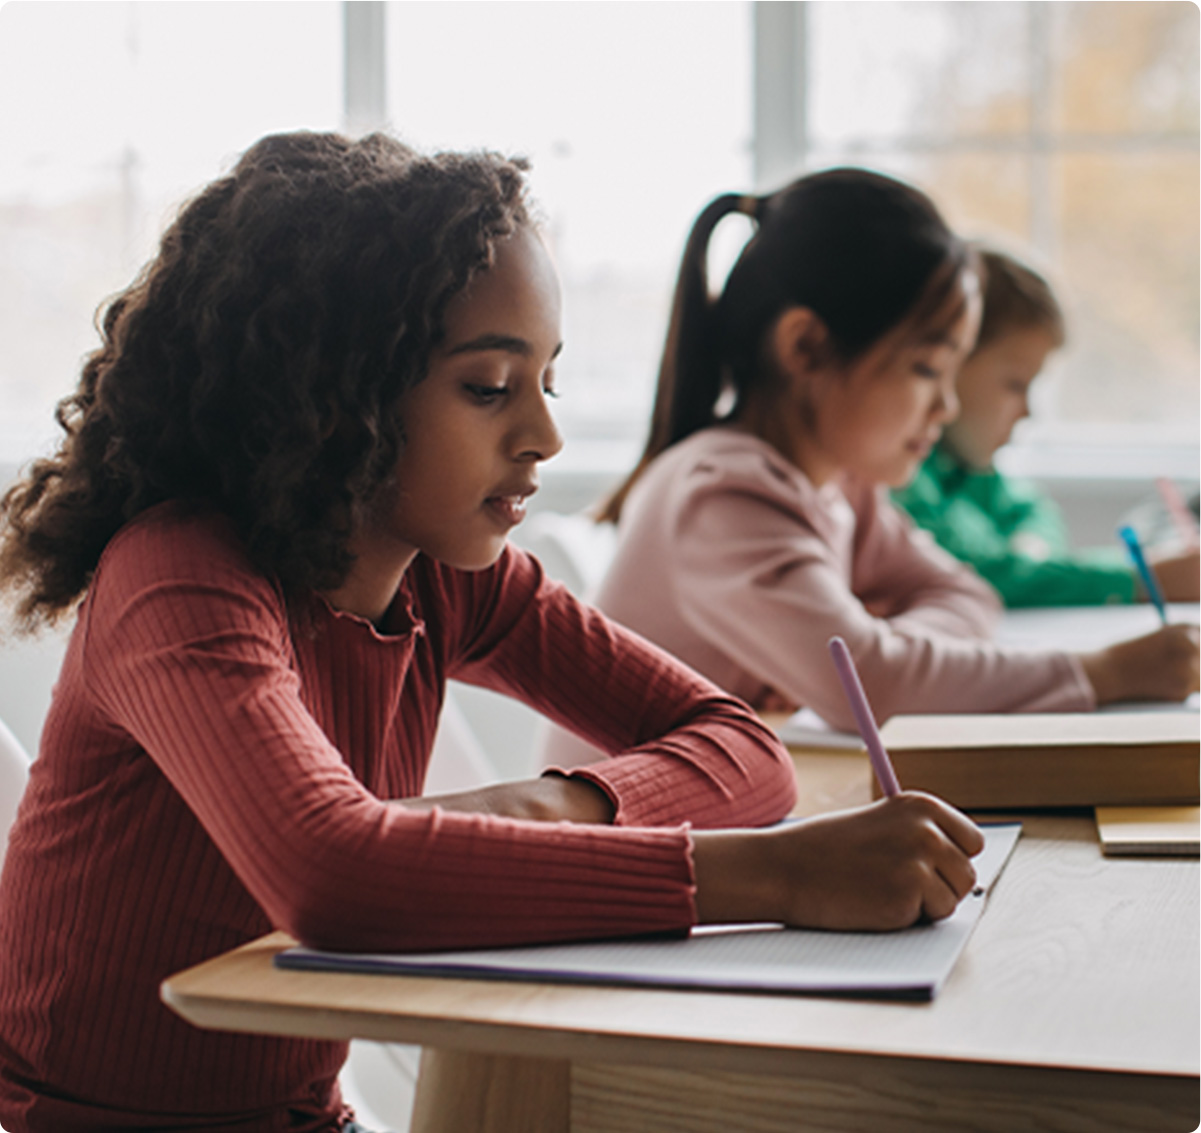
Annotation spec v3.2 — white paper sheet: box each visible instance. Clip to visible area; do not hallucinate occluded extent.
[775,706,862,749]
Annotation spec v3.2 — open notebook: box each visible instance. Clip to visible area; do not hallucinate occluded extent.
[276,823,1021,1002]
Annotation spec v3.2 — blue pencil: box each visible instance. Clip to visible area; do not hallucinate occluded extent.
[1117,525,1167,625]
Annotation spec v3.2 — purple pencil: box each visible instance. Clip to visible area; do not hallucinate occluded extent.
[827,635,902,798]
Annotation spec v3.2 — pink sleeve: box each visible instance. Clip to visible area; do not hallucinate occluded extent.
[666,475,1095,729]
[851,483,1002,638]
[445,547,798,829]
[81,524,714,955]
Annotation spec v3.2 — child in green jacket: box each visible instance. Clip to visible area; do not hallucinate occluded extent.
[894,247,1198,608]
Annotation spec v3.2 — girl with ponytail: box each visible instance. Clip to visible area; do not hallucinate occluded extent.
[549,168,1197,767]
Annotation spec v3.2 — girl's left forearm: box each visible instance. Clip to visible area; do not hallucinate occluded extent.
[395,774,616,824]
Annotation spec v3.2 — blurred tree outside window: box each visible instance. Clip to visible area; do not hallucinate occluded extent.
[763,1,1198,464]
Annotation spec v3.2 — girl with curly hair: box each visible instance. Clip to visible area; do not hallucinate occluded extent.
[0,132,983,1132]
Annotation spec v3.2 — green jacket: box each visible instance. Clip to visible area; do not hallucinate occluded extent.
[893,442,1135,608]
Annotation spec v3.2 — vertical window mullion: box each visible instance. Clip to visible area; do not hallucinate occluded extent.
[343,1,387,136]
[1028,0,1056,259]
[753,0,806,190]
[795,2,809,178]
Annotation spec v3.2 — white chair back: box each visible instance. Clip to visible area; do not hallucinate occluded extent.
[0,716,31,868]
[516,511,617,600]
[423,690,496,793]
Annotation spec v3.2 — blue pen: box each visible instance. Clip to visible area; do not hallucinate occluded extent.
[1117,525,1167,624]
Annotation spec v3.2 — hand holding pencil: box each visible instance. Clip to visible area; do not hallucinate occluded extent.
[691,638,984,933]
[1078,622,1200,707]
[1080,525,1200,704]
[1119,513,1199,607]
[1143,543,1201,605]
[691,790,985,931]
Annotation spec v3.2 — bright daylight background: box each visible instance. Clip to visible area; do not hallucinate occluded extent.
[0,1,1197,477]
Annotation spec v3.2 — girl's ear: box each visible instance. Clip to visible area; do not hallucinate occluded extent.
[769,307,832,390]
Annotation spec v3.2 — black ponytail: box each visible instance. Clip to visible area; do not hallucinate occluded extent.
[598,193,755,523]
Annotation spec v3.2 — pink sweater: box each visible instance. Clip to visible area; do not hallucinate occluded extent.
[0,502,794,1132]
[564,430,1092,758]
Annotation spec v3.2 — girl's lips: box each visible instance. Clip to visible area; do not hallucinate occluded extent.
[907,432,941,457]
[485,494,530,526]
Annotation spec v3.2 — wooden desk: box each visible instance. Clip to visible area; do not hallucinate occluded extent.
[163,748,1200,1133]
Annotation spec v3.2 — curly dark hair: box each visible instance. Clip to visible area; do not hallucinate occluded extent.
[0,130,532,631]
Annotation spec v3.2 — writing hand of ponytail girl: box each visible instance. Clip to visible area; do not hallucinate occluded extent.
[1080,623,1201,706]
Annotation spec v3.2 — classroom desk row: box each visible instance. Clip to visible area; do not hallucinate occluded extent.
[162,736,1200,1133]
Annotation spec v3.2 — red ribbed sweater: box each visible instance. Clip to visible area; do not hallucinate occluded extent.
[0,503,795,1131]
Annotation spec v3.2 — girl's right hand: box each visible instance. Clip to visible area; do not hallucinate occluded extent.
[1151,546,1200,602]
[691,793,985,932]
[1079,623,1200,706]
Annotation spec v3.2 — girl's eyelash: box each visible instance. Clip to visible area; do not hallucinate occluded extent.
[462,380,560,401]
[464,383,507,401]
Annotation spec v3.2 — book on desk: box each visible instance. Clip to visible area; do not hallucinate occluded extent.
[872,708,1199,810]
[776,605,1201,812]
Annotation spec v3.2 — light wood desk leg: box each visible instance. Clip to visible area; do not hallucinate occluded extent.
[410,1048,569,1133]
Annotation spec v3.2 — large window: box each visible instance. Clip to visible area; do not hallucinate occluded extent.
[0,1,1195,482]
[0,1,342,458]
[756,1,1199,472]
[383,1,752,474]
[0,1,752,480]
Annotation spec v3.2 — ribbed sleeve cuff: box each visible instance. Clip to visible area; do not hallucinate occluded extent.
[567,760,688,826]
